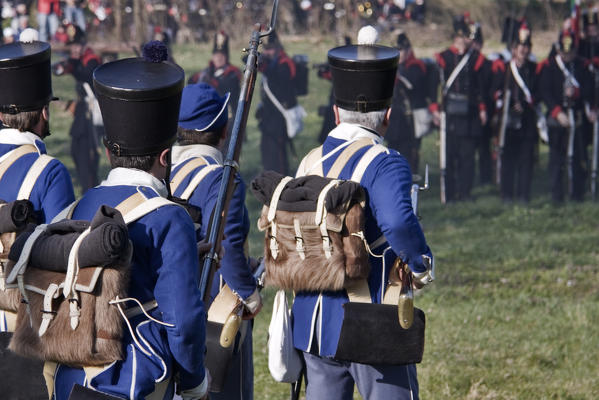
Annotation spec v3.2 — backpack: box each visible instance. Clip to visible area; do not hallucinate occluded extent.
[2,193,174,366]
[0,145,54,331]
[292,54,309,96]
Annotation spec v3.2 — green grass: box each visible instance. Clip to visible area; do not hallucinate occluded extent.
[43,37,599,399]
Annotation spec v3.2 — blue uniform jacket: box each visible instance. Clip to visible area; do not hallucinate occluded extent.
[0,129,75,223]
[171,145,257,303]
[292,123,433,357]
[53,168,206,400]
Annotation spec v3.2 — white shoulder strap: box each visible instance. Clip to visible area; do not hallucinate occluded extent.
[122,196,176,225]
[444,49,472,95]
[17,154,54,200]
[180,164,221,201]
[509,60,533,105]
[350,144,389,183]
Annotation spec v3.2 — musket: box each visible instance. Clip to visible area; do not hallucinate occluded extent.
[592,113,599,200]
[567,106,576,198]
[496,87,511,185]
[439,66,447,204]
[200,0,279,345]
[591,42,599,200]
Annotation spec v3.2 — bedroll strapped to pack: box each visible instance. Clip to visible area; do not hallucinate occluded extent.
[1,192,173,366]
[252,171,369,292]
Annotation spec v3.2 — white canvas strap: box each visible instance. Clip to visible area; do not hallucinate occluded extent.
[179,164,220,201]
[17,154,53,200]
[443,49,472,95]
[0,144,37,183]
[302,140,355,177]
[293,218,305,260]
[397,73,413,90]
[315,180,339,260]
[170,157,208,194]
[350,144,388,183]
[510,60,533,105]
[555,55,580,88]
[297,146,324,177]
[267,177,293,223]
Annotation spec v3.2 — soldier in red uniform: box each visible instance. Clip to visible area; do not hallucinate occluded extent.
[53,24,102,191]
[431,14,489,201]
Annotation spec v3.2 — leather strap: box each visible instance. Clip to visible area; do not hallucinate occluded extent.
[326,139,372,179]
[17,154,53,200]
[350,144,388,183]
[0,145,37,183]
[180,164,220,201]
[170,157,208,194]
[345,279,371,303]
[298,146,324,177]
[207,284,241,324]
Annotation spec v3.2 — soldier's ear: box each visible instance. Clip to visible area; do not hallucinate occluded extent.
[384,107,392,126]
[333,105,340,125]
[159,148,170,168]
[41,106,50,123]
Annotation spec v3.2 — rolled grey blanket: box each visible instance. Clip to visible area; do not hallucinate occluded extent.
[9,205,129,271]
[0,199,36,233]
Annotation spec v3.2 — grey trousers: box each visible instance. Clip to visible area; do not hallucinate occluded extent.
[303,352,419,400]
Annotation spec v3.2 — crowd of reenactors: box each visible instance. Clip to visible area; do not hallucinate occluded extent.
[0,6,597,400]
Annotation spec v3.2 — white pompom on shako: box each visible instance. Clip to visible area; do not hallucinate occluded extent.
[357,25,379,46]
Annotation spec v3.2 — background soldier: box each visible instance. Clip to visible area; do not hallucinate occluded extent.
[538,29,595,203]
[293,41,434,399]
[256,32,297,175]
[0,40,75,398]
[172,82,262,400]
[492,21,539,203]
[432,14,488,201]
[386,31,432,174]
[53,23,102,192]
[51,44,209,399]
[188,30,242,136]
[470,23,494,186]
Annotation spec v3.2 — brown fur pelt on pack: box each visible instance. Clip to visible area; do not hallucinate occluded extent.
[0,231,20,312]
[6,243,132,366]
[259,202,369,292]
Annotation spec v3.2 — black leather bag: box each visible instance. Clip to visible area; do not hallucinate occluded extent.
[445,93,469,116]
[334,303,425,365]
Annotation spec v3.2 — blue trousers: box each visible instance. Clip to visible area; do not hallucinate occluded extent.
[303,352,419,400]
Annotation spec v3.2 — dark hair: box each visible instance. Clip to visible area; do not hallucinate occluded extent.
[108,152,159,171]
[0,109,43,132]
[176,126,224,147]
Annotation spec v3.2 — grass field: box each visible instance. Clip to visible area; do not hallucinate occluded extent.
[43,33,599,399]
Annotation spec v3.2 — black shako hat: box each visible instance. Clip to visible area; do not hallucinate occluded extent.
[328,44,398,113]
[0,41,57,114]
[93,53,185,156]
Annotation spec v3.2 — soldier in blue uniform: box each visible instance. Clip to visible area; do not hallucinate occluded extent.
[171,82,262,400]
[293,42,434,399]
[50,44,209,400]
[0,41,75,398]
